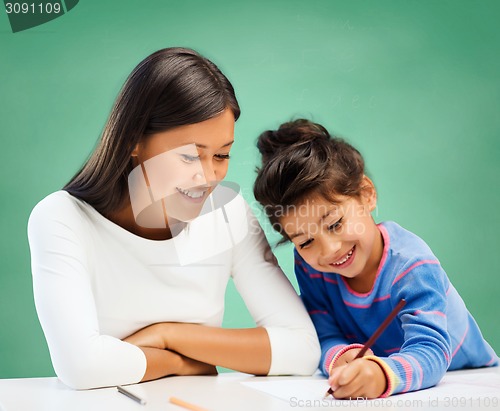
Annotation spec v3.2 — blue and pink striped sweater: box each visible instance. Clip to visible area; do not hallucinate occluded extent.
[295,221,498,397]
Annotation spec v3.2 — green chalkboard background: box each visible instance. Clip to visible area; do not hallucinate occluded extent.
[1,0,499,378]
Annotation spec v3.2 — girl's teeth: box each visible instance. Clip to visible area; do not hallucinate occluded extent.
[333,248,354,266]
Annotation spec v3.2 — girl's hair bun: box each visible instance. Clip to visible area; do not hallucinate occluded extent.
[257,119,330,164]
[254,119,366,242]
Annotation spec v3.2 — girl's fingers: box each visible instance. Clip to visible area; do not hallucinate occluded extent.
[328,364,346,390]
[329,363,359,397]
[330,360,370,399]
[333,374,365,399]
[331,359,386,399]
[336,360,362,386]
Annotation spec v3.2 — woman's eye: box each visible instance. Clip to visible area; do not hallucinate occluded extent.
[180,154,200,163]
[328,217,343,232]
[215,153,231,161]
[299,239,313,249]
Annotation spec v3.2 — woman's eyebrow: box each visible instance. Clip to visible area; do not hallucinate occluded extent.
[195,140,234,149]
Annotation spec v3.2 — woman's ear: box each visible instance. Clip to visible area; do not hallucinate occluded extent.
[361,175,377,212]
[130,143,141,168]
[131,143,140,158]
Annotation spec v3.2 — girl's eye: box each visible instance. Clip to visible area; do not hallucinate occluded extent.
[180,154,200,163]
[299,239,313,249]
[215,153,231,161]
[328,217,343,233]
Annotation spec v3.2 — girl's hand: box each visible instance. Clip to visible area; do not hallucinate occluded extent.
[123,323,169,349]
[328,358,386,399]
[332,347,374,368]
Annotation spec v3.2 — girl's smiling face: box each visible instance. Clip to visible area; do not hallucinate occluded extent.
[280,177,384,292]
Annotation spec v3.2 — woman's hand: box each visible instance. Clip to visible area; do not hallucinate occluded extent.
[123,323,169,349]
[124,324,217,377]
[328,358,386,399]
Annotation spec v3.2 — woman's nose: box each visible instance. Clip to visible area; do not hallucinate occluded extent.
[194,160,217,185]
[203,159,225,184]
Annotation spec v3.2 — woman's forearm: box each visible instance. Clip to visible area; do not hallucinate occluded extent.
[124,323,272,375]
[139,347,217,382]
[139,347,181,382]
[164,324,272,375]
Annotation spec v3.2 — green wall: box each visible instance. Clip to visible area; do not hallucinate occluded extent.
[1,0,499,378]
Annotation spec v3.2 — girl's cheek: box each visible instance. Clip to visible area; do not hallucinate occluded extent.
[343,220,368,238]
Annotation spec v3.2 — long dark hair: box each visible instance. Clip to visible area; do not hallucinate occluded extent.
[64,47,240,215]
[253,119,365,240]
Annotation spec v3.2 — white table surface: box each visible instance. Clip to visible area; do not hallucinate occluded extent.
[1,367,499,411]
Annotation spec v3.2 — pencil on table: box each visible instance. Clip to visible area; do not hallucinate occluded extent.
[117,385,147,405]
[324,299,406,398]
[169,396,210,411]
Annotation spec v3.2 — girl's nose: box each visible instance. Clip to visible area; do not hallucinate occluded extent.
[318,236,342,265]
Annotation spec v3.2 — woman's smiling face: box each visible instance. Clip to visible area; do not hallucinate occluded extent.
[129,108,235,224]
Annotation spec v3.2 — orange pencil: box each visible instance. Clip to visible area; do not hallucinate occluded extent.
[169,396,210,411]
[324,298,406,398]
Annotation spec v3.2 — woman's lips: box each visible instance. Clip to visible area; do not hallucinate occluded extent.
[176,187,208,204]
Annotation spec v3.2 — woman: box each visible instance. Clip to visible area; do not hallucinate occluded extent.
[28,47,320,390]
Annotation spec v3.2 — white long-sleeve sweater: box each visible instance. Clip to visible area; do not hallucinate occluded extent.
[27,188,320,389]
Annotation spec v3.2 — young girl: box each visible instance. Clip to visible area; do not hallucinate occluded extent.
[27,48,320,390]
[253,119,498,399]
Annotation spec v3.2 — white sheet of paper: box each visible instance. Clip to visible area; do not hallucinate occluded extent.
[241,372,500,405]
[241,379,327,403]
[399,372,500,403]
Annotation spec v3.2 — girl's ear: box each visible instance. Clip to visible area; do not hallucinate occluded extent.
[361,175,377,212]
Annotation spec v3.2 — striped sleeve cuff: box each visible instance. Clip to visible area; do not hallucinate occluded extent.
[363,355,398,398]
[326,343,365,375]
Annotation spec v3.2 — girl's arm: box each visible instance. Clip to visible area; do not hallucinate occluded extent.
[330,262,453,398]
[372,263,452,396]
